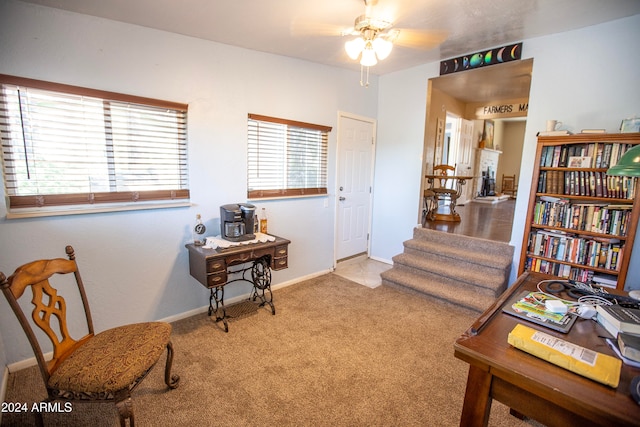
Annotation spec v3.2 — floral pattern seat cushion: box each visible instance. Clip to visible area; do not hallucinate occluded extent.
[48,322,171,394]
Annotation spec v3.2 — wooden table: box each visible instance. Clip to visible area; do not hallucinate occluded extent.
[186,236,290,332]
[454,271,640,427]
[424,174,473,222]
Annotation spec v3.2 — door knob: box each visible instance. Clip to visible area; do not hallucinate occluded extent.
[339,197,346,201]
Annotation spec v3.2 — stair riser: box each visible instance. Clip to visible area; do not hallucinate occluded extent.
[382,264,502,299]
[381,274,494,313]
[403,239,513,270]
[412,227,512,255]
[398,249,509,287]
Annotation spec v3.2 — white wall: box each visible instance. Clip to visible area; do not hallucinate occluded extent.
[371,63,439,259]
[0,0,378,367]
[372,14,640,287]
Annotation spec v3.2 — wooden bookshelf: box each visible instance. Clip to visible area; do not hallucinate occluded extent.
[519,133,640,290]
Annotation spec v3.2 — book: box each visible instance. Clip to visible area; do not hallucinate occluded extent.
[596,311,620,337]
[502,291,577,333]
[617,332,640,363]
[537,130,572,136]
[567,156,591,168]
[580,129,606,134]
[595,304,640,335]
[592,273,618,288]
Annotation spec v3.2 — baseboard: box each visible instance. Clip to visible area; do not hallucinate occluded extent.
[7,353,52,373]
[369,255,392,265]
[271,269,333,291]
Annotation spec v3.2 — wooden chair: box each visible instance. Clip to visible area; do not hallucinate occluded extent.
[0,246,179,426]
[425,164,463,221]
[501,174,518,198]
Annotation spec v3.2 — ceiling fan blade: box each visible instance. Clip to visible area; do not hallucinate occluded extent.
[393,29,449,50]
[290,18,349,37]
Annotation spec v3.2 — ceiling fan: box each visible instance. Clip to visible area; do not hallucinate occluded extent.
[294,0,448,86]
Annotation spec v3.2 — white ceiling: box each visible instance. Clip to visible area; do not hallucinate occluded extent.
[16,0,640,101]
[18,0,640,74]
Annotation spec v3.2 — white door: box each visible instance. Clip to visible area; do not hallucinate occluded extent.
[456,118,474,204]
[336,114,375,261]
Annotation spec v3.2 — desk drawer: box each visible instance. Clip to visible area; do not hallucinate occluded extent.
[273,256,288,270]
[207,271,227,288]
[206,259,225,273]
[252,247,275,259]
[275,245,288,257]
[226,252,252,266]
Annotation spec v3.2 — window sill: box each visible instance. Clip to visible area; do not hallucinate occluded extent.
[5,200,191,219]
[247,194,329,202]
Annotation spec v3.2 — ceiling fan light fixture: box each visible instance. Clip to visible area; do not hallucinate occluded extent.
[360,44,378,66]
[345,37,365,60]
[372,37,392,60]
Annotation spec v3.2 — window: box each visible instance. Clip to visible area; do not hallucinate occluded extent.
[247,114,331,199]
[0,74,189,215]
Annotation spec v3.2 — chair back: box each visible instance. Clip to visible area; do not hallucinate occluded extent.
[0,246,94,384]
[502,174,517,196]
[432,164,457,190]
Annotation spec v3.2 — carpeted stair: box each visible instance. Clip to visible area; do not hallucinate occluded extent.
[381,227,514,313]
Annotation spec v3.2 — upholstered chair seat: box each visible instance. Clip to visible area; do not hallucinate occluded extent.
[49,322,171,395]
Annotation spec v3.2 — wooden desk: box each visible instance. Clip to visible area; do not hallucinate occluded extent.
[186,236,290,332]
[424,174,472,222]
[454,271,640,427]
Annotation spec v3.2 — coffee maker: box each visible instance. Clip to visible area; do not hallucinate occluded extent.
[220,203,256,242]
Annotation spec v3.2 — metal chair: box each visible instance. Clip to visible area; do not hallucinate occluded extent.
[0,246,180,426]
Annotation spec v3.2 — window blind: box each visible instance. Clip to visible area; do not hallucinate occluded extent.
[0,74,189,211]
[247,114,331,199]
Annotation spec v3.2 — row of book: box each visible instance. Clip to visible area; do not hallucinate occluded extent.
[596,304,640,363]
[532,198,632,237]
[540,143,636,168]
[527,230,624,271]
[538,170,637,200]
[524,257,596,282]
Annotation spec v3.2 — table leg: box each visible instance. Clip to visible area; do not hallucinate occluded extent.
[251,257,275,315]
[459,365,493,427]
[209,286,228,332]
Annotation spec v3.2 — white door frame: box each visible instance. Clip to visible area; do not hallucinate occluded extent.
[334,111,377,267]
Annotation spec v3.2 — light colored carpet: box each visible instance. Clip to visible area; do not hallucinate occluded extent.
[2,274,542,426]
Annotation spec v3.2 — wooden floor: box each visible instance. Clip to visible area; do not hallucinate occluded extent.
[423,199,516,243]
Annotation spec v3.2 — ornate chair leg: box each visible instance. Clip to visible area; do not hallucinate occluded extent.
[114,389,134,427]
[165,341,180,389]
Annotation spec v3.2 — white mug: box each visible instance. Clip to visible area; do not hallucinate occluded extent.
[546,120,562,131]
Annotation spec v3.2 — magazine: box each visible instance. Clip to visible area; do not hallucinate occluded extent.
[502,291,577,333]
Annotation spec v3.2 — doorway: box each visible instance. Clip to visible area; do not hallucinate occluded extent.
[420,59,533,240]
[442,113,474,204]
[335,112,376,262]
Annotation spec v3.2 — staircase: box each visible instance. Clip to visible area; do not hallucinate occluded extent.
[381,227,514,313]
